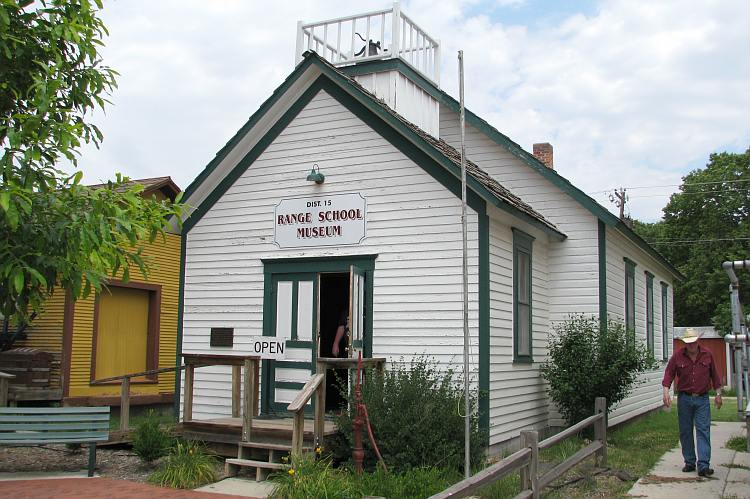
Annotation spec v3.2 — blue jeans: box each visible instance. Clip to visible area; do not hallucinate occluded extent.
[677,393,711,470]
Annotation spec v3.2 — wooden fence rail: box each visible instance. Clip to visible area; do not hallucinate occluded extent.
[430,397,607,499]
[90,365,184,432]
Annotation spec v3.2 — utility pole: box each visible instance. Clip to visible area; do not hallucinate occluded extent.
[609,188,627,220]
[458,49,471,480]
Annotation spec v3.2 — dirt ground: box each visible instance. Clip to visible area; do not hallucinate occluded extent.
[0,444,159,482]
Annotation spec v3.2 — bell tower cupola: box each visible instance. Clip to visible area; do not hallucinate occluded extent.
[296,2,442,137]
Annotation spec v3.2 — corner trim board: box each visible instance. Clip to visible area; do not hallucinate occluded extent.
[598,220,607,325]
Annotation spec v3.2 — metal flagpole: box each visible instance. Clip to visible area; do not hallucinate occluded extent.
[459,49,471,479]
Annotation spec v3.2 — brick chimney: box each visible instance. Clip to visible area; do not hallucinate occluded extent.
[533,143,553,169]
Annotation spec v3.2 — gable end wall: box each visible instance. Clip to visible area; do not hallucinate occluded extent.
[181,90,481,420]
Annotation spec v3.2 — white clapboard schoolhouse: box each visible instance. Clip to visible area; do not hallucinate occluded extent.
[175,4,682,454]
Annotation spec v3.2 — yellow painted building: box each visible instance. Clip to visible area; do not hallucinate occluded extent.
[13,177,181,406]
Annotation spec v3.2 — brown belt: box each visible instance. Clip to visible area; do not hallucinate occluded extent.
[679,391,707,397]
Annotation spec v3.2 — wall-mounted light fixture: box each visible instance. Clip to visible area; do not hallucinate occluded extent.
[306,164,325,184]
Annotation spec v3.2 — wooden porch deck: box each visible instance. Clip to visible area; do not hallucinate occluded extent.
[181,417,338,436]
[178,417,338,455]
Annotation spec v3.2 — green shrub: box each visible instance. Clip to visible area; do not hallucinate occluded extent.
[540,315,657,426]
[132,410,173,463]
[328,356,485,473]
[149,440,218,488]
[269,454,458,499]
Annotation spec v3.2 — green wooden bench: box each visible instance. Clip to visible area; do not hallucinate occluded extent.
[0,406,110,476]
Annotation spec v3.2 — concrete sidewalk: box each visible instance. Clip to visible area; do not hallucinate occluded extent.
[628,421,749,498]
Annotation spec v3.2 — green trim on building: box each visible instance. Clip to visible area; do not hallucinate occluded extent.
[183,78,325,233]
[624,258,636,342]
[340,57,683,280]
[661,282,669,361]
[262,255,377,272]
[646,272,654,356]
[512,228,534,364]
[173,231,187,420]
[261,256,377,414]
[598,220,607,327]
[262,271,317,414]
[275,381,306,390]
[286,340,314,348]
[181,56,317,206]
[478,210,490,442]
[275,361,313,370]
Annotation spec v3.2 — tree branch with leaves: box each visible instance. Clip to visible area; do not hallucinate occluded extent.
[0,0,183,336]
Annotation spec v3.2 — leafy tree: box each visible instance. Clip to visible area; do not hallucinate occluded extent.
[540,315,656,426]
[0,1,183,337]
[634,148,750,330]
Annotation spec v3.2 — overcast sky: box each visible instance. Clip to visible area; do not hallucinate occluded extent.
[72,0,750,223]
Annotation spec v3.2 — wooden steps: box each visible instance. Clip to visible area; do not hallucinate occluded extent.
[225,458,285,481]
[225,439,315,481]
[238,441,313,452]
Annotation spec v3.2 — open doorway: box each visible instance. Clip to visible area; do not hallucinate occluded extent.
[318,272,349,410]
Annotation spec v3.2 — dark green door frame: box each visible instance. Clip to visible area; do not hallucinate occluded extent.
[260,255,377,414]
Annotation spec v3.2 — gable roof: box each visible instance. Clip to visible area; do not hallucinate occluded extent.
[340,58,683,280]
[89,176,181,201]
[181,52,565,240]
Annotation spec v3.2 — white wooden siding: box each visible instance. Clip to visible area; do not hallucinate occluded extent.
[605,226,674,424]
[439,105,599,325]
[182,89,479,420]
[440,104,679,434]
[355,70,440,138]
[488,209,551,446]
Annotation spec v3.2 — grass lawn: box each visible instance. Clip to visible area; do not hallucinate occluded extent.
[475,397,744,498]
[265,398,745,498]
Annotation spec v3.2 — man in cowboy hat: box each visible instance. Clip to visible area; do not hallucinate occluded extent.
[662,328,723,477]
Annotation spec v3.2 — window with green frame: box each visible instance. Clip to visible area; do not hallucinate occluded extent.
[513,229,534,362]
[645,271,654,356]
[661,282,669,360]
[624,258,636,342]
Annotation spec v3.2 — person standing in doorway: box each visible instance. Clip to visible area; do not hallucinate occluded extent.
[662,328,723,477]
[331,308,348,357]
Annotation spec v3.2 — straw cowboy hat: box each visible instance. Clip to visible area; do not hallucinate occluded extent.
[680,328,702,344]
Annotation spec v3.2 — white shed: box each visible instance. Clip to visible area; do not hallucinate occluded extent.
[175,6,682,454]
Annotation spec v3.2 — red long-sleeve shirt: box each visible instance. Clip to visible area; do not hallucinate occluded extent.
[662,345,722,394]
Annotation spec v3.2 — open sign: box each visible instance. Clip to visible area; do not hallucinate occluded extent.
[247,337,286,360]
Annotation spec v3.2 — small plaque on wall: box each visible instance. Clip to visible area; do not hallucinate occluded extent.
[210,328,234,347]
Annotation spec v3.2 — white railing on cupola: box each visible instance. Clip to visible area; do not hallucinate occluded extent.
[295,2,441,85]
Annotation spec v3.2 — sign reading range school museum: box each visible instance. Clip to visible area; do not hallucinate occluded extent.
[274,193,367,248]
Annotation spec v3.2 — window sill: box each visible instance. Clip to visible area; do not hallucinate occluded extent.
[513,357,534,365]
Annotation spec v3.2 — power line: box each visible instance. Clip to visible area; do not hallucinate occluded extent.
[629,188,750,199]
[587,178,750,195]
[627,179,750,190]
[648,237,750,245]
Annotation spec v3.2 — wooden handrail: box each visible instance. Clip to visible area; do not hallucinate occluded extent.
[316,357,386,370]
[288,373,325,457]
[90,365,183,384]
[288,374,325,413]
[429,447,532,499]
[89,365,184,432]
